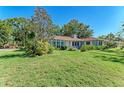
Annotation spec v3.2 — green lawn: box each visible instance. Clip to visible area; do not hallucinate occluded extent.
[0,49,124,87]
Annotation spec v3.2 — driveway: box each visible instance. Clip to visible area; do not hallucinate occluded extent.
[0,49,19,51]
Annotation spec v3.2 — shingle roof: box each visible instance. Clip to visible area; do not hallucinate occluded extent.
[53,36,98,41]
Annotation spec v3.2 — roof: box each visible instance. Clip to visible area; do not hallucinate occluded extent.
[81,37,97,41]
[53,36,99,41]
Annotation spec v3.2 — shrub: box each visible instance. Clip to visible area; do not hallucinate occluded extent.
[106,42,117,48]
[25,40,54,56]
[80,45,108,52]
[67,47,77,51]
[60,46,67,50]
[48,45,54,54]
[120,46,124,50]
[87,45,94,50]
[25,41,36,56]
[100,45,108,50]
[35,41,49,55]
[80,45,94,52]
[80,46,86,52]
[93,45,108,50]
[0,42,4,48]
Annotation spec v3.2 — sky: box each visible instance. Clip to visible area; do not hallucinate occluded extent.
[0,6,124,37]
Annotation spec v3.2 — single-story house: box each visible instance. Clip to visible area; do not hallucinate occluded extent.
[50,35,104,49]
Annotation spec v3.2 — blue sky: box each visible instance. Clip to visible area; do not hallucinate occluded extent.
[0,6,124,37]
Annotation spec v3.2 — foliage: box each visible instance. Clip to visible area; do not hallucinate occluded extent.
[32,7,54,41]
[48,45,54,54]
[60,46,67,50]
[106,42,117,48]
[35,41,51,55]
[80,46,87,52]
[0,20,13,47]
[23,7,55,56]
[25,40,54,56]
[80,45,108,52]
[67,47,77,51]
[52,25,63,35]
[98,32,122,48]
[4,17,33,48]
[62,19,93,38]
[106,33,115,41]
[120,45,124,50]
[80,45,94,52]
[98,45,108,50]
[94,46,105,50]
[25,40,36,56]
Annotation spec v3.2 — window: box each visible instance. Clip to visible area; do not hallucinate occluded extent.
[77,42,79,46]
[61,41,64,46]
[72,42,79,46]
[99,41,102,45]
[72,42,75,46]
[86,41,90,45]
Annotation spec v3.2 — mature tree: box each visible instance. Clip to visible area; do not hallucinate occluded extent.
[115,24,124,42]
[115,32,123,41]
[32,7,54,41]
[98,35,107,39]
[99,33,116,41]
[63,19,79,36]
[6,17,32,47]
[78,23,93,38]
[106,32,115,41]
[62,19,93,38]
[52,25,63,35]
[0,20,12,47]
[25,7,55,56]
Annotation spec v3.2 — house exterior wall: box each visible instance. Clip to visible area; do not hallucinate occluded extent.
[65,41,72,47]
[50,39,103,49]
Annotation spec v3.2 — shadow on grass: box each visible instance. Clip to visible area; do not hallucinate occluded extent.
[0,53,35,59]
[93,51,124,65]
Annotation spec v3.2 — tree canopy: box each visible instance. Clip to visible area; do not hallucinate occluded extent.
[62,19,93,38]
[0,7,94,49]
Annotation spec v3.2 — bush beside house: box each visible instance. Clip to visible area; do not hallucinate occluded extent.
[67,47,77,51]
[25,41,54,56]
[80,45,108,52]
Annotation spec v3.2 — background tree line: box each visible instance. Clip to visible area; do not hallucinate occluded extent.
[3,7,123,55]
[98,30,124,48]
[0,7,94,47]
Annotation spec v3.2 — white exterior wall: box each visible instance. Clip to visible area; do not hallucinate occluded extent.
[51,39,104,48]
[65,41,72,47]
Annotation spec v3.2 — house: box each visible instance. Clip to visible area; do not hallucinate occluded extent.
[50,35,104,49]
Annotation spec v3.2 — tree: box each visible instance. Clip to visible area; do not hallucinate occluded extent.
[32,7,54,41]
[114,24,124,48]
[99,33,118,48]
[106,32,115,41]
[62,19,93,38]
[25,7,54,56]
[52,25,63,35]
[63,19,80,36]
[114,24,124,42]
[78,24,93,38]
[98,35,107,39]
[0,20,12,47]
[6,17,32,48]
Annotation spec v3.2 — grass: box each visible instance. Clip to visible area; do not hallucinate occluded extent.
[0,49,124,87]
